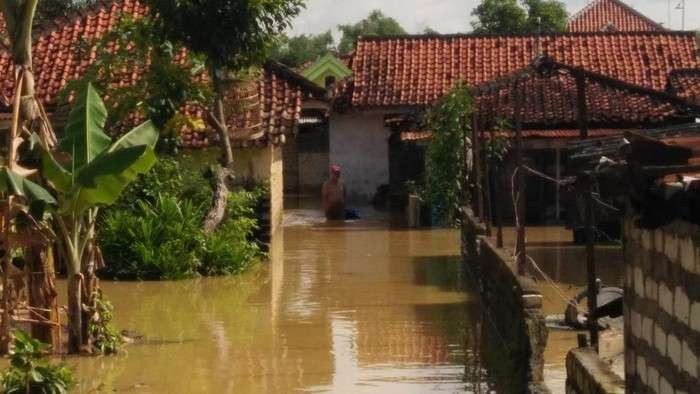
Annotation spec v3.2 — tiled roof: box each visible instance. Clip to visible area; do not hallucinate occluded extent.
[667,69,700,106]
[347,32,698,108]
[472,58,700,130]
[0,0,324,148]
[567,0,665,32]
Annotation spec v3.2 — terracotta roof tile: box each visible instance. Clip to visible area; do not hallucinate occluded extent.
[347,32,697,108]
[472,58,699,130]
[568,0,665,32]
[667,69,700,105]
[0,0,322,148]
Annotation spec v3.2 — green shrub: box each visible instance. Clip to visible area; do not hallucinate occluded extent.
[99,194,205,280]
[99,185,265,280]
[201,190,263,275]
[0,331,74,394]
[88,290,123,354]
[112,155,213,216]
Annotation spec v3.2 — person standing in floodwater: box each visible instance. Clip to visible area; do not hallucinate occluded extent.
[322,165,346,220]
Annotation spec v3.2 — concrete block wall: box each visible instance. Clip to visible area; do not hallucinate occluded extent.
[623,218,700,394]
[566,348,625,394]
[462,213,550,393]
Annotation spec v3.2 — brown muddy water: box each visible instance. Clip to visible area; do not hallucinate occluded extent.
[65,207,513,393]
[497,226,624,392]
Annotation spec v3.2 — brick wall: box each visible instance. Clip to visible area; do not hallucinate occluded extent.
[623,218,700,394]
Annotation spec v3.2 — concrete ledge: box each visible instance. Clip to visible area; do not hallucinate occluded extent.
[566,348,625,394]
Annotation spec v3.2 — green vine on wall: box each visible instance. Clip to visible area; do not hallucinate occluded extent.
[424,82,473,226]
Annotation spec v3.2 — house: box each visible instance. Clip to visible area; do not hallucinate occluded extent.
[302,53,353,88]
[327,30,698,208]
[0,0,325,239]
[567,0,666,32]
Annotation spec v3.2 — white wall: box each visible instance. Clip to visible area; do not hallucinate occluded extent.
[329,112,390,203]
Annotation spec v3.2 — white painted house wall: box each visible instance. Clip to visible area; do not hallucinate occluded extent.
[329,111,390,203]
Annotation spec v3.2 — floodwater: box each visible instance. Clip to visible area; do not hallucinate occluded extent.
[496,226,624,392]
[67,206,512,393]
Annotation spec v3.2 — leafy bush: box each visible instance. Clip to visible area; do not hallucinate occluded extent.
[99,183,264,280]
[201,190,262,276]
[113,156,212,215]
[88,290,123,354]
[0,331,74,394]
[100,194,206,280]
[425,82,473,226]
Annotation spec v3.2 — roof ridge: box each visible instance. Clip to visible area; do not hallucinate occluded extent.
[357,30,694,42]
[567,0,666,31]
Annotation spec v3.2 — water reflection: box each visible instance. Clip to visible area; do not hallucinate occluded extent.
[67,210,512,393]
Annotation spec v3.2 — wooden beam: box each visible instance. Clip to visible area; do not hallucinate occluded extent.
[583,177,599,351]
[514,80,527,275]
[473,117,484,221]
[575,71,589,139]
[483,125,493,237]
[490,126,504,248]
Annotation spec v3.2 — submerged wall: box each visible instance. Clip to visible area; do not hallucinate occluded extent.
[462,213,550,393]
[329,111,390,203]
[623,218,700,394]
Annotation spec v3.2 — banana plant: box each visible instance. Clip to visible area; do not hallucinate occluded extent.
[41,83,158,353]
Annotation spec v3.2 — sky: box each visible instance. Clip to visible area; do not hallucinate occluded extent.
[288,0,699,37]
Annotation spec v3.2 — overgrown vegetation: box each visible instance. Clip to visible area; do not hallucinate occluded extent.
[98,158,264,280]
[0,331,74,393]
[87,290,122,355]
[424,83,473,226]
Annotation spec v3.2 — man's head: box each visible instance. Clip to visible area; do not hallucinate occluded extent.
[330,165,341,180]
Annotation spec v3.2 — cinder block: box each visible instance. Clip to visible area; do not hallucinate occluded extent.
[691,302,700,332]
[642,316,654,345]
[654,229,664,253]
[659,283,674,316]
[645,277,658,302]
[682,341,697,378]
[634,267,645,297]
[631,310,642,337]
[674,287,690,325]
[654,323,667,357]
[637,356,647,385]
[679,237,695,273]
[627,348,636,375]
[665,235,679,265]
[647,365,659,393]
[659,377,673,394]
[668,334,682,368]
[642,229,653,250]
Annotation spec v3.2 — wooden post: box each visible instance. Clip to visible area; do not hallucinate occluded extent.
[514,81,526,275]
[473,118,484,221]
[575,70,589,139]
[555,148,561,222]
[482,125,493,237]
[584,178,599,351]
[491,126,504,248]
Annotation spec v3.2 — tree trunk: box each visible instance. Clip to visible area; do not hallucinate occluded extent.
[66,264,83,354]
[203,166,232,234]
[26,245,59,349]
[210,64,234,166]
[202,62,234,233]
